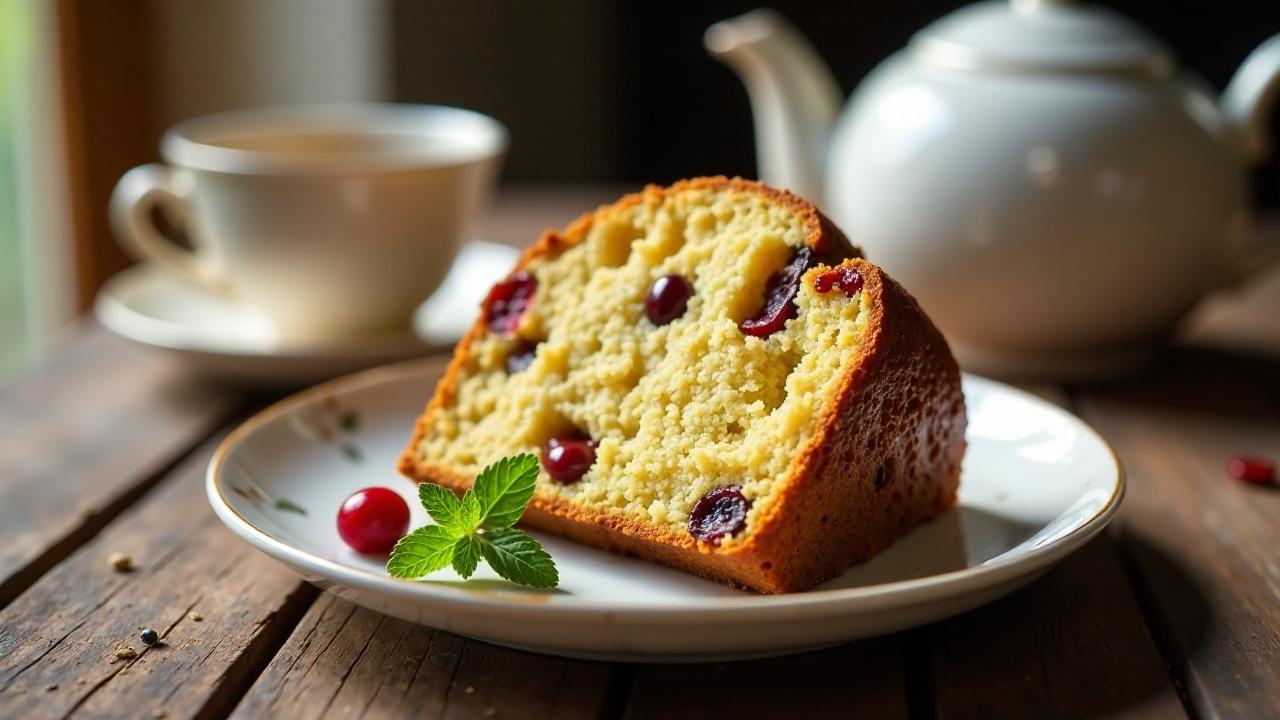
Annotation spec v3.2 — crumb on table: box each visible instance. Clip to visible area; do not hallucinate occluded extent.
[113,647,138,661]
[108,552,135,572]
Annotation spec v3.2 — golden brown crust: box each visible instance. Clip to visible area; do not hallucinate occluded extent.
[398,177,964,594]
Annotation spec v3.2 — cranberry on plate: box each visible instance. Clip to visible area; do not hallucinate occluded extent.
[542,435,597,483]
[1227,456,1276,486]
[688,485,751,544]
[337,487,410,554]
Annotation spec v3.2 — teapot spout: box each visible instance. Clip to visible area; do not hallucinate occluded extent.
[706,10,842,204]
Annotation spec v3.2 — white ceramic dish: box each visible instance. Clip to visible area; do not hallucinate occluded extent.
[207,361,1123,662]
[95,241,520,385]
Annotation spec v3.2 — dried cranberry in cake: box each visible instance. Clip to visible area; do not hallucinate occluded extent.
[484,271,537,335]
[739,247,819,337]
[814,266,864,297]
[688,485,751,544]
[542,435,597,483]
[505,340,539,374]
[645,273,693,325]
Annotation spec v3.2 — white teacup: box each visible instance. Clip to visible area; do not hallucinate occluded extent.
[110,104,507,342]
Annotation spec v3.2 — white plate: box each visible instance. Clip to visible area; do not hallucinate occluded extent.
[94,241,520,386]
[207,361,1123,662]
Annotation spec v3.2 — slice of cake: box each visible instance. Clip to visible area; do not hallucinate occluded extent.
[399,177,966,593]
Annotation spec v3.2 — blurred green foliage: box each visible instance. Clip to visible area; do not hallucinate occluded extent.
[0,0,33,378]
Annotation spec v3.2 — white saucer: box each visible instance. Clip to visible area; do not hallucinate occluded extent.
[95,241,521,385]
[207,360,1124,662]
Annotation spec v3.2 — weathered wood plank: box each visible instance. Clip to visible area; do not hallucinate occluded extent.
[0,323,244,606]
[928,536,1186,719]
[0,435,315,720]
[622,637,908,719]
[231,593,617,720]
[1076,347,1280,719]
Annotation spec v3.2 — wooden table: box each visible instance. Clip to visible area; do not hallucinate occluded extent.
[2,188,1278,720]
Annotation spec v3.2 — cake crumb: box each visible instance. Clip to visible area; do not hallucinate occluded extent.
[464,686,476,695]
[108,552,135,572]
[187,611,203,622]
[483,708,496,718]
[45,683,58,692]
[113,647,139,661]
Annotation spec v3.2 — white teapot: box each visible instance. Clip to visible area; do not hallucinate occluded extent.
[707,0,1280,378]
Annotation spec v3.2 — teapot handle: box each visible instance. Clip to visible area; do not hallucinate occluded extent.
[1219,35,1280,283]
[1222,34,1280,164]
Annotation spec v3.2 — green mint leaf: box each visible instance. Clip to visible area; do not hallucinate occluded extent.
[387,455,556,588]
[451,535,481,579]
[460,491,483,529]
[473,453,539,529]
[478,527,558,588]
[387,525,457,579]
[418,483,468,534]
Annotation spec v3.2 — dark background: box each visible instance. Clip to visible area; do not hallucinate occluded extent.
[392,0,1280,205]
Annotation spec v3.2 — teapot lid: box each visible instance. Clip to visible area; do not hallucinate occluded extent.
[911,0,1174,76]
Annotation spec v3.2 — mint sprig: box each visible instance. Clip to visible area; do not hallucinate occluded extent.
[387,454,558,588]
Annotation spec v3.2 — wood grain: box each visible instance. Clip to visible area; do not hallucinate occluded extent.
[0,434,314,720]
[622,637,908,719]
[0,324,244,607]
[1076,347,1280,719]
[232,594,618,720]
[928,537,1186,719]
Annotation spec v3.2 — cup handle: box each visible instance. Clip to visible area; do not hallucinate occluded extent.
[109,164,228,293]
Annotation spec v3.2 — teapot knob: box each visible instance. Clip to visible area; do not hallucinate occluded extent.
[1010,0,1078,10]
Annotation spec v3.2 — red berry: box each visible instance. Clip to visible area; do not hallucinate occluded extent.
[645,274,693,325]
[337,487,410,554]
[542,435,596,483]
[505,340,538,374]
[814,266,864,297]
[483,271,537,336]
[1227,456,1276,486]
[739,247,819,338]
[688,485,751,545]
